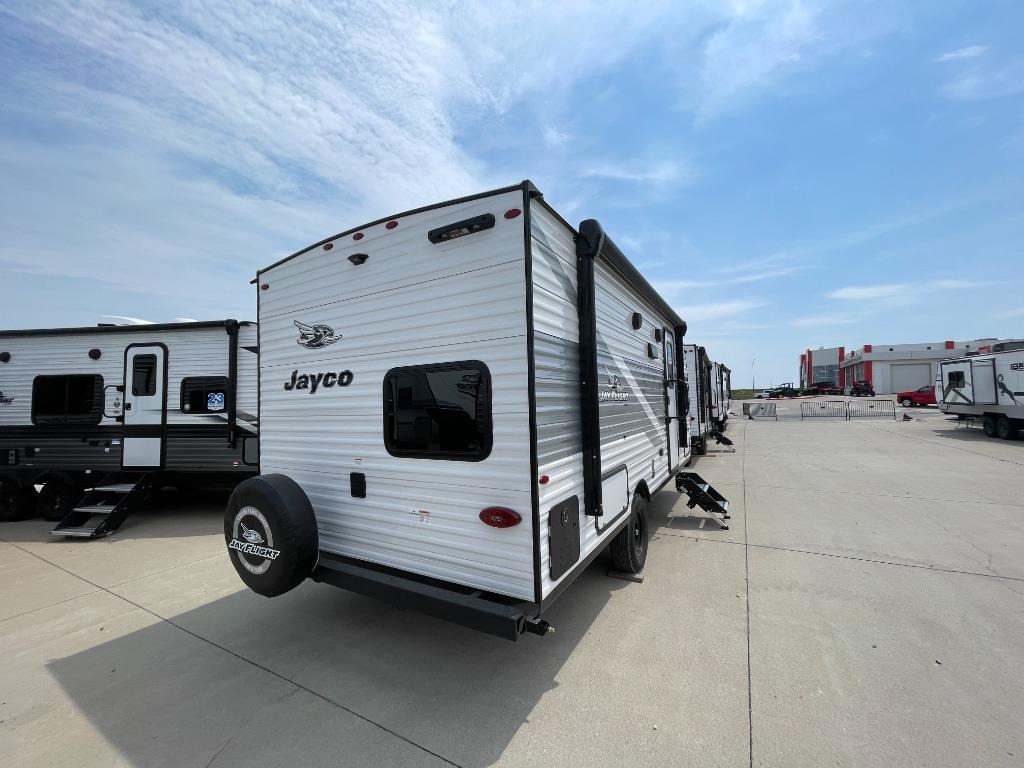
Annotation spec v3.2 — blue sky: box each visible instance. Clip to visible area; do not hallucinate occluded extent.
[1,0,1021,385]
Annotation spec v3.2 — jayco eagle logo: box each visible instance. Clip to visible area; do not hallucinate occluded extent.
[0,390,13,405]
[599,368,629,402]
[295,320,339,349]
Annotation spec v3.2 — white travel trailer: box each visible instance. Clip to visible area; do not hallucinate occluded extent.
[0,320,258,534]
[710,361,732,430]
[684,344,712,454]
[937,349,1024,439]
[224,181,729,640]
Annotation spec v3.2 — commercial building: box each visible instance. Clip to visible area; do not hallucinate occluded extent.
[799,346,845,389]
[800,339,1016,395]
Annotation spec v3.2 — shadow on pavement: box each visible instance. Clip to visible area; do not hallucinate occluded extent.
[47,549,628,766]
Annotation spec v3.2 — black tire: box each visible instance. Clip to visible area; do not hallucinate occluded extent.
[982,415,997,437]
[610,494,649,574]
[995,416,1019,441]
[36,482,83,522]
[224,474,319,597]
[900,398,913,408]
[0,481,36,522]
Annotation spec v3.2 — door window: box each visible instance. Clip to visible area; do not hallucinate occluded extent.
[132,354,158,396]
[947,371,965,388]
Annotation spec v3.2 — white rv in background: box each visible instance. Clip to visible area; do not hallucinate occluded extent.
[710,362,732,430]
[0,320,258,534]
[224,181,728,640]
[937,350,1024,440]
[684,344,712,454]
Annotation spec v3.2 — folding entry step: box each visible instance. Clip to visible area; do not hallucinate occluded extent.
[50,473,154,538]
[709,429,734,449]
[674,471,730,529]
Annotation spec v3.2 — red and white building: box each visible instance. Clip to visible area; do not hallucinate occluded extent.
[801,339,1014,395]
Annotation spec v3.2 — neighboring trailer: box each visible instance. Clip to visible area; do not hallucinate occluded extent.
[0,320,258,530]
[684,344,713,454]
[225,181,727,640]
[937,350,1024,440]
[709,361,732,431]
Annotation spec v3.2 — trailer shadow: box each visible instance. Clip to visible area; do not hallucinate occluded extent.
[46,551,630,766]
[930,427,1023,444]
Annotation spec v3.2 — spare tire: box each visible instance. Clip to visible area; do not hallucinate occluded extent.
[224,475,318,597]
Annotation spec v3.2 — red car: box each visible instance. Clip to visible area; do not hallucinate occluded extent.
[897,385,936,407]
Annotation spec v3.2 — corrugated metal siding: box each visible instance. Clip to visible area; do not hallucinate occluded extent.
[258,189,535,600]
[593,258,672,510]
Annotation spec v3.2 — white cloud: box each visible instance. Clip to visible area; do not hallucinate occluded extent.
[788,313,859,327]
[579,161,694,186]
[936,46,987,62]
[680,300,765,322]
[827,280,988,301]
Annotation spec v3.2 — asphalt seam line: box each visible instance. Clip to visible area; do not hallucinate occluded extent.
[656,531,1024,582]
[742,420,754,768]
[2,539,463,768]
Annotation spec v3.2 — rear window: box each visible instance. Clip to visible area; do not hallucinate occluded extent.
[383,361,491,461]
[32,375,104,425]
[181,376,229,413]
[947,371,965,388]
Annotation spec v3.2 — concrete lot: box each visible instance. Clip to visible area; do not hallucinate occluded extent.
[2,407,1022,767]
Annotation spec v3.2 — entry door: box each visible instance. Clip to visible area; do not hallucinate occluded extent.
[663,331,679,470]
[123,345,167,468]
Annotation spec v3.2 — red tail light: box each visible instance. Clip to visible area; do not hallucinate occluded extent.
[385,220,398,230]
[479,507,521,528]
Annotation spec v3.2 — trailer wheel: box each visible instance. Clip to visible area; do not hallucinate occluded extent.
[610,494,649,574]
[36,482,82,522]
[224,475,318,597]
[995,416,1019,441]
[982,415,997,437]
[0,481,36,522]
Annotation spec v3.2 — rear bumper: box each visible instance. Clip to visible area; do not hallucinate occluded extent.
[310,552,550,641]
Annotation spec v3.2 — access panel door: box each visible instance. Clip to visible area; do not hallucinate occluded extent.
[123,344,167,468]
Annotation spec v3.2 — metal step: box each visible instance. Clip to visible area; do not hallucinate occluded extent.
[674,471,731,529]
[73,504,116,514]
[94,483,136,493]
[51,526,112,538]
[709,429,734,447]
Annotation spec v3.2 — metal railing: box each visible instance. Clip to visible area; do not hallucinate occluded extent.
[799,399,897,420]
[800,400,848,419]
[745,402,778,420]
[848,399,896,419]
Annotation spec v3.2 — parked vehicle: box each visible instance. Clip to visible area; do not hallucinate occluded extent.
[223,181,730,640]
[770,383,801,398]
[849,380,875,397]
[684,343,712,454]
[0,320,258,531]
[897,385,936,407]
[710,361,731,430]
[937,349,1023,440]
[754,390,772,399]
[803,382,840,396]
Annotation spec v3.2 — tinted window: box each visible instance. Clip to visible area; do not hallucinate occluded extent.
[132,354,157,396]
[383,361,491,461]
[32,375,103,425]
[947,371,965,388]
[180,376,229,413]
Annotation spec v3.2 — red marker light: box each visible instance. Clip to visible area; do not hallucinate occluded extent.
[353,232,364,241]
[323,243,334,251]
[385,220,398,230]
[538,475,550,485]
[260,284,269,291]
[479,507,521,528]
[504,208,521,219]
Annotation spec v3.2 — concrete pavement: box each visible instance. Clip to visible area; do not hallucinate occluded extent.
[1,410,1022,766]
